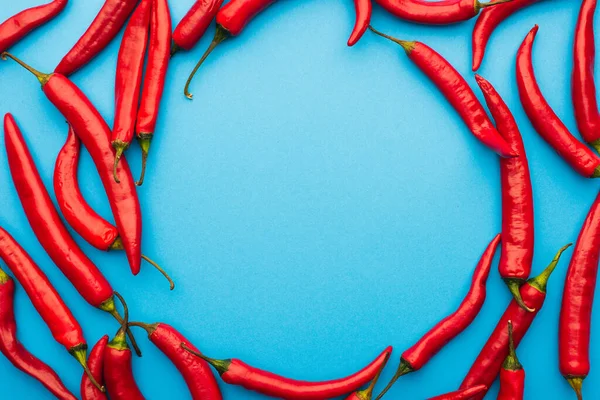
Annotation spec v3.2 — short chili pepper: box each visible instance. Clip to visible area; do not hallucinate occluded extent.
[368,26,516,158]
[0,0,67,53]
[81,335,109,400]
[516,25,600,178]
[343,353,390,400]
[0,267,77,400]
[184,0,277,99]
[475,75,534,312]
[55,0,138,76]
[498,321,525,400]
[183,344,393,399]
[136,0,172,186]
[558,191,600,400]
[375,234,500,399]
[348,0,372,46]
[2,53,143,276]
[171,0,225,55]
[573,0,600,153]
[427,385,488,400]
[460,244,572,400]
[128,321,223,399]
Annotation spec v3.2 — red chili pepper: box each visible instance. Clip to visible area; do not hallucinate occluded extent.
[348,0,372,46]
[472,0,541,71]
[426,385,488,400]
[183,344,393,399]
[184,0,277,99]
[171,0,225,54]
[135,0,172,186]
[558,192,600,400]
[573,0,600,153]
[128,321,223,399]
[0,0,67,53]
[343,354,390,400]
[375,234,500,399]
[498,321,525,400]
[475,75,534,312]
[54,0,138,76]
[81,335,109,400]
[368,26,516,158]
[516,25,600,178]
[0,267,77,400]
[460,244,571,400]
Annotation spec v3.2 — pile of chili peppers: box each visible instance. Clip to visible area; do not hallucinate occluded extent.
[0,0,599,399]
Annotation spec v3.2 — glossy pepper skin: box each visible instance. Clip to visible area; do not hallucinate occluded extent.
[348,0,372,46]
[104,330,144,399]
[559,192,600,400]
[460,244,572,400]
[55,0,138,76]
[498,322,525,400]
[0,0,68,53]
[0,268,77,400]
[373,0,504,25]
[516,26,600,178]
[172,0,224,52]
[82,335,109,400]
[427,385,488,400]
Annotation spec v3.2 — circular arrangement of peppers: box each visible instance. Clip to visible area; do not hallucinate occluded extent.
[0,0,599,399]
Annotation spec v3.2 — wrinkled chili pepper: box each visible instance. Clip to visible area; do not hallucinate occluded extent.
[559,192,600,400]
[136,0,171,186]
[375,234,500,399]
[2,53,143,276]
[0,0,67,53]
[368,26,516,158]
[475,75,534,312]
[128,321,223,399]
[498,321,524,400]
[343,352,389,400]
[348,0,372,46]
[0,267,77,400]
[427,385,488,400]
[184,0,277,99]
[516,25,600,178]
[171,0,224,55]
[82,335,108,400]
[183,344,393,399]
[55,0,138,76]
[460,244,572,400]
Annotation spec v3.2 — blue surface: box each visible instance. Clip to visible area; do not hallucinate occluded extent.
[0,0,597,399]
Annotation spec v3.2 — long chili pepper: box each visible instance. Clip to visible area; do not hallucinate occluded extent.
[516,25,600,178]
[82,335,109,400]
[427,385,488,400]
[460,244,572,400]
[0,226,104,391]
[54,128,174,290]
[171,0,224,55]
[112,0,152,183]
[54,0,138,76]
[184,0,277,99]
[368,26,515,158]
[558,192,600,400]
[343,353,390,400]
[0,0,67,53]
[498,321,525,400]
[348,0,372,46]
[135,0,171,186]
[0,267,77,400]
[182,344,393,399]
[128,321,223,399]
[2,53,143,276]
[475,75,534,312]
[375,234,500,400]
[573,0,600,153]
[472,0,541,71]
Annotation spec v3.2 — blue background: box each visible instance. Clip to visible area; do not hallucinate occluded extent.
[0,0,597,399]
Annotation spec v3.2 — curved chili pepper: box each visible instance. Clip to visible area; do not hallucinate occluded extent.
[558,192,600,400]
[135,0,171,186]
[183,344,393,399]
[343,352,389,400]
[128,321,223,399]
[516,25,600,178]
[460,244,572,400]
[375,234,500,399]
[472,0,541,71]
[81,335,108,400]
[498,321,525,400]
[54,0,138,76]
[2,53,143,276]
[184,0,277,99]
[427,385,487,400]
[573,0,600,153]
[475,75,534,312]
[0,267,77,400]
[368,26,515,158]
[348,0,372,46]
[0,0,67,53]
[171,0,224,55]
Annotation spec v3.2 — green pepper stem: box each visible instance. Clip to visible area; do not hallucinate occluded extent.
[141,255,174,290]
[357,352,391,399]
[1,52,51,85]
[72,347,105,392]
[181,343,231,375]
[505,279,535,312]
[503,320,522,371]
[528,243,572,293]
[367,26,415,54]
[374,359,413,400]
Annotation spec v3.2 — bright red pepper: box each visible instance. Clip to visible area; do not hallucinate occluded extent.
[348,0,372,46]
[55,0,138,76]
[497,321,525,400]
[0,0,67,53]
[343,352,389,400]
[172,0,224,54]
[81,335,108,400]
[427,385,487,400]
[516,25,600,178]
